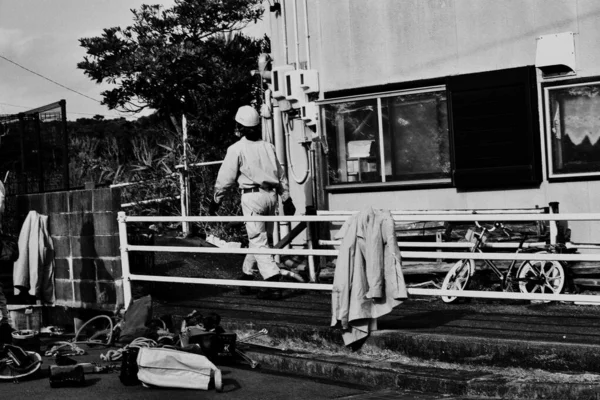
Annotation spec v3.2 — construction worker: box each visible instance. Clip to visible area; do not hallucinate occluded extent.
[209,105,296,300]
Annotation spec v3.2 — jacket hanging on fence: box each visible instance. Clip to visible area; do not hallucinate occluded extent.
[13,210,55,303]
[331,207,408,346]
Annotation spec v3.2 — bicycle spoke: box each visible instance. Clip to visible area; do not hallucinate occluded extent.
[544,282,557,292]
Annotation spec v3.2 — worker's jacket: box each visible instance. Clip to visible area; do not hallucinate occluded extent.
[331,207,408,345]
[214,137,290,203]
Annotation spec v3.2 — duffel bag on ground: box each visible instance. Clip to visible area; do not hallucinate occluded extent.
[136,347,222,391]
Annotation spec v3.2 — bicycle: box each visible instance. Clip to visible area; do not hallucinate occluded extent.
[440,221,567,303]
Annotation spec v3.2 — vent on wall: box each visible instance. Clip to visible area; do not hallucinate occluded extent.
[535,32,576,78]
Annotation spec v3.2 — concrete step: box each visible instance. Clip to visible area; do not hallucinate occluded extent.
[238,345,600,400]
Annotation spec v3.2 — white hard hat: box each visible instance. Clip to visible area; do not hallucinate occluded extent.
[235,105,260,127]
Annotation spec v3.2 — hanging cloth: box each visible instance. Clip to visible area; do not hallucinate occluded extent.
[13,210,55,303]
[331,207,408,346]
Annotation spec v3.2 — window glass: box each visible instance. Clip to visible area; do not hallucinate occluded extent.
[322,89,450,186]
[323,99,380,184]
[548,83,600,176]
[381,91,450,181]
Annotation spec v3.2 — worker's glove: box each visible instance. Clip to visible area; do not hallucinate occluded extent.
[283,198,296,216]
[208,200,220,216]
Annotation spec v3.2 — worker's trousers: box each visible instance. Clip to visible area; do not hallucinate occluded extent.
[241,190,280,280]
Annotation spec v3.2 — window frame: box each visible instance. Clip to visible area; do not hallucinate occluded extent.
[319,85,453,192]
[543,78,600,181]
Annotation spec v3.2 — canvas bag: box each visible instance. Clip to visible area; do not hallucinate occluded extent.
[136,347,222,391]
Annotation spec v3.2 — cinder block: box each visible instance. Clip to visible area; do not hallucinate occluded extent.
[92,188,114,212]
[70,236,95,258]
[54,258,71,280]
[95,259,122,281]
[94,235,120,257]
[55,279,74,303]
[96,282,117,305]
[69,212,95,236]
[110,188,122,211]
[52,236,71,259]
[48,213,70,236]
[70,190,93,213]
[72,258,96,280]
[46,191,69,213]
[93,212,118,235]
[74,281,96,304]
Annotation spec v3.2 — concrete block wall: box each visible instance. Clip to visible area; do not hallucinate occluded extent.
[14,187,124,310]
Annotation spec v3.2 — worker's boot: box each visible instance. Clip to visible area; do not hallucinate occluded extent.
[256,274,282,300]
[237,273,254,295]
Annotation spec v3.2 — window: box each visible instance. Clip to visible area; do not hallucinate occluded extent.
[545,81,600,179]
[322,87,451,187]
[321,66,542,191]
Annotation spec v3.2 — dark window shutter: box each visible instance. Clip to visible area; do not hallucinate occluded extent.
[448,66,542,189]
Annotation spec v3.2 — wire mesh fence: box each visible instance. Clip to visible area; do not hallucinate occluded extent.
[0,100,69,196]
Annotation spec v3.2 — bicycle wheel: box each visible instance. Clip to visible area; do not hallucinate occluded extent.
[441,259,474,303]
[516,252,565,297]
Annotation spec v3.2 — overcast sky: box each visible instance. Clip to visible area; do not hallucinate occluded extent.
[0,0,268,121]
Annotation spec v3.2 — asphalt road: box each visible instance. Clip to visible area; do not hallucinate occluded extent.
[1,361,365,400]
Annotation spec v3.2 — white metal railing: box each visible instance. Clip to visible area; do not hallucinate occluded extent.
[116,211,600,307]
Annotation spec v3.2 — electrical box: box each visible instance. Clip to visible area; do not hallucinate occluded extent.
[272,65,295,99]
[300,102,318,126]
[284,70,308,107]
[298,69,319,93]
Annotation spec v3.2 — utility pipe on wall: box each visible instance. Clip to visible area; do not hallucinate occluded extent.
[273,104,290,241]
[281,0,289,64]
[302,0,311,69]
[292,0,300,67]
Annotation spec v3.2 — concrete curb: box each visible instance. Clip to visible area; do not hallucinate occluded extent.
[241,346,600,400]
[223,319,600,373]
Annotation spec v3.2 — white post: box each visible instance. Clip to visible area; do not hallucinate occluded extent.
[117,211,132,307]
[306,217,317,282]
[549,202,559,245]
[181,114,190,236]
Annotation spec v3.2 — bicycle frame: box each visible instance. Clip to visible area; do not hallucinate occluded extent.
[468,226,531,291]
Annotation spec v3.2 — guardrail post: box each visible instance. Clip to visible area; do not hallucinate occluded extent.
[117,211,133,307]
[549,202,559,245]
[306,206,318,282]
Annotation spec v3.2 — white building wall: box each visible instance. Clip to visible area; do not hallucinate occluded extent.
[265,0,600,243]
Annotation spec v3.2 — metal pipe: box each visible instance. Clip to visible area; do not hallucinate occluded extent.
[121,195,181,208]
[302,0,311,69]
[292,0,300,67]
[121,213,600,223]
[318,240,547,249]
[124,273,600,304]
[117,212,133,307]
[281,0,289,64]
[123,244,600,263]
[129,273,331,291]
[317,209,548,215]
[273,100,290,241]
[175,160,223,169]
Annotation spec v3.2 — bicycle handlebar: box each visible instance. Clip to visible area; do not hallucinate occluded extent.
[474,221,513,235]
